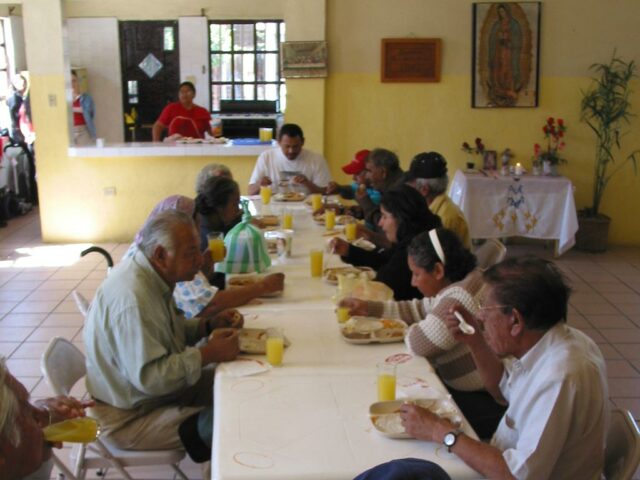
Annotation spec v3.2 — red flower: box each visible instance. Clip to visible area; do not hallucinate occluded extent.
[558,130,564,138]
[547,117,554,126]
[557,118,564,126]
[543,126,549,134]
[534,143,541,154]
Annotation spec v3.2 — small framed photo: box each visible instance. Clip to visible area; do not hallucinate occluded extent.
[483,150,498,170]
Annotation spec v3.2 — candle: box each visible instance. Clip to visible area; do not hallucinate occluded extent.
[515,163,524,175]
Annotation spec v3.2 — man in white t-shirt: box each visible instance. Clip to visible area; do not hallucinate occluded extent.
[248,123,331,195]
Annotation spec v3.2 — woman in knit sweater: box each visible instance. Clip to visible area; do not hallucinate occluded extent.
[341,228,505,438]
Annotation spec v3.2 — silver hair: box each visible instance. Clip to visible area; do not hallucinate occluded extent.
[139,210,195,258]
[0,357,20,447]
[368,148,399,171]
[416,175,449,196]
[195,163,232,195]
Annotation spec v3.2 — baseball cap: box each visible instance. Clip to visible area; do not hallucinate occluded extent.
[341,149,371,175]
[406,151,448,180]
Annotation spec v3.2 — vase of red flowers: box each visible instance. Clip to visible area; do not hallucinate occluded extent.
[462,138,486,169]
[534,117,567,176]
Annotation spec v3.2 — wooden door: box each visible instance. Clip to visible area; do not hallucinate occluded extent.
[119,21,179,141]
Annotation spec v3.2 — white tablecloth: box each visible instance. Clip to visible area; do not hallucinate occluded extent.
[449,170,579,255]
[212,196,481,480]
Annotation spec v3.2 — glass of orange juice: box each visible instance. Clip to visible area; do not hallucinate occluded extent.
[336,306,350,323]
[260,185,272,205]
[282,208,293,230]
[266,327,284,366]
[345,219,358,242]
[377,363,397,402]
[42,417,100,444]
[259,127,273,142]
[325,209,336,231]
[310,248,324,277]
[207,232,226,263]
[310,193,322,212]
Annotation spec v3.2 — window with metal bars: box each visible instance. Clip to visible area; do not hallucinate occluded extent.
[209,20,286,113]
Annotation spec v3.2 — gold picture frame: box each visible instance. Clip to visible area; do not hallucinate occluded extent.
[281,41,328,78]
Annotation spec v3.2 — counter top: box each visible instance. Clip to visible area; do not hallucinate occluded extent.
[68,141,275,158]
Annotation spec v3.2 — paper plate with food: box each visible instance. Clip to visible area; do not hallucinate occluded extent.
[323,266,375,284]
[350,237,376,251]
[254,215,280,228]
[312,212,355,226]
[273,191,306,202]
[369,398,462,439]
[238,328,291,354]
[227,274,283,297]
[340,316,407,344]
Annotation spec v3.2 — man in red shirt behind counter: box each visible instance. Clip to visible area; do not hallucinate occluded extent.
[152,81,213,141]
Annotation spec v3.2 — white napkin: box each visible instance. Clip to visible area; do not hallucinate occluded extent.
[397,376,447,400]
[220,358,271,377]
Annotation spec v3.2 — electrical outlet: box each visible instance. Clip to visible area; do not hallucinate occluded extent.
[48,94,57,107]
[103,187,116,196]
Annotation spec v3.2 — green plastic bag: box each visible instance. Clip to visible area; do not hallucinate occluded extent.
[215,200,271,273]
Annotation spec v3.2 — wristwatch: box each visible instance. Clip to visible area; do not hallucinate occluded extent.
[443,429,463,452]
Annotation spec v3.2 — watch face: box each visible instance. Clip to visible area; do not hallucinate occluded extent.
[444,432,456,446]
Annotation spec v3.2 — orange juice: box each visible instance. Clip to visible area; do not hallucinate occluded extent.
[282,211,293,230]
[42,417,100,444]
[345,222,357,242]
[377,374,396,401]
[336,307,350,323]
[310,193,322,212]
[260,186,272,205]
[259,127,273,142]
[325,209,336,231]
[208,233,225,263]
[310,249,323,277]
[266,336,284,366]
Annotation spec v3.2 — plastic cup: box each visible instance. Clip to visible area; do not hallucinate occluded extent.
[42,417,100,444]
[336,306,350,323]
[95,138,105,148]
[310,193,322,212]
[310,248,323,277]
[266,327,284,366]
[207,232,225,263]
[377,363,397,401]
[259,127,273,142]
[260,185,272,205]
[282,208,293,230]
[345,221,357,242]
[325,209,336,231]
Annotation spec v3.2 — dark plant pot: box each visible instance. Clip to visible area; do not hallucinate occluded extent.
[575,213,611,253]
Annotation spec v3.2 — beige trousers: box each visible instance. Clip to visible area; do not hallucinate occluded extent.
[90,368,214,451]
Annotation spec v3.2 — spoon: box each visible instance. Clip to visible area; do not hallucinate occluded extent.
[454,311,476,335]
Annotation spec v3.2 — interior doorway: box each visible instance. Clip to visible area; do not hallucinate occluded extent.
[119,21,179,142]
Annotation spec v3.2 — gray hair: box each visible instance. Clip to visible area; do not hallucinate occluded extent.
[368,148,400,172]
[195,163,232,195]
[139,210,195,258]
[416,175,449,196]
[0,357,20,447]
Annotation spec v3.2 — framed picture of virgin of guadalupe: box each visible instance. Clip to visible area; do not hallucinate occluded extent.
[472,2,541,108]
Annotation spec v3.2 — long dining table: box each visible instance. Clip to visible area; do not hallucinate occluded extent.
[211,196,482,480]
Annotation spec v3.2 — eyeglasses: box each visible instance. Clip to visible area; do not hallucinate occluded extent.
[477,303,511,313]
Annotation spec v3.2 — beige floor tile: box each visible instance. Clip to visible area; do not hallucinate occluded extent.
[10,341,49,359]
[27,326,81,342]
[606,360,640,378]
[12,300,62,314]
[38,279,81,290]
[599,344,624,360]
[611,397,640,420]
[570,292,607,305]
[31,377,56,397]
[577,271,620,283]
[608,378,640,397]
[49,270,90,281]
[85,270,109,280]
[566,313,591,328]
[12,271,55,282]
[573,302,622,315]
[0,290,30,302]
[0,342,20,356]
[41,313,85,327]
[616,303,640,316]
[24,289,71,302]
[616,344,640,360]
[4,280,43,290]
[585,315,637,329]
[18,376,42,392]
[576,328,607,344]
[6,358,44,376]
[53,301,83,314]
[602,292,640,304]
[0,301,17,313]
[601,329,640,344]
[0,326,36,342]
[590,282,635,294]
[0,312,47,326]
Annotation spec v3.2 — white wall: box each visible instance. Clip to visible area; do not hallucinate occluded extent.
[8,15,26,72]
[66,17,123,142]
[178,16,209,110]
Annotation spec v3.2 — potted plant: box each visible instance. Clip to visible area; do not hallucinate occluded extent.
[534,117,567,176]
[577,53,639,252]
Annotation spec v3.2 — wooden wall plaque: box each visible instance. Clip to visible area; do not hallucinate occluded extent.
[381,38,442,83]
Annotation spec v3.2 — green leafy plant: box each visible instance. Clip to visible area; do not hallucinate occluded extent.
[580,52,639,217]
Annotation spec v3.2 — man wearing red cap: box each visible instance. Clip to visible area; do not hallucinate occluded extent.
[325,149,381,205]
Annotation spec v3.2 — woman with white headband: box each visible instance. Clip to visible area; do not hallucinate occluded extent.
[341,228,505,439]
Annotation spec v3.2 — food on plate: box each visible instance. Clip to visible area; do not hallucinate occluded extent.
[255,215,280,227]
[274,191,306,202]
[369,398,462,438]
[236,328,290,354]
[313,213,354,226]
[228,275,258,287]
[341,316,407,342]
[351,237,376,251]
[323,266,374,283]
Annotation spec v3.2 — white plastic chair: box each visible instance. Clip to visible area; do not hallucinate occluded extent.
[40,337,189,480]
[473,239,507,270]
[605,409,640,480]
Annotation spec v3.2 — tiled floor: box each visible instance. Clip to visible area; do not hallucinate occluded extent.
[1,209,639,479]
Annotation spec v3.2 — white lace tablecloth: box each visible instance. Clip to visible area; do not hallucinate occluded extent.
[449,170,579,255]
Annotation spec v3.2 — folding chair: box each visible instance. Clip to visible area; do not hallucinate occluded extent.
[605,409,640,480]
[473,239,507,270]
[40,337,189,480]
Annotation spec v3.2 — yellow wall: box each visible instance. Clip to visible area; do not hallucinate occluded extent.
[14,0,640,245]
[325,0,640,246]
